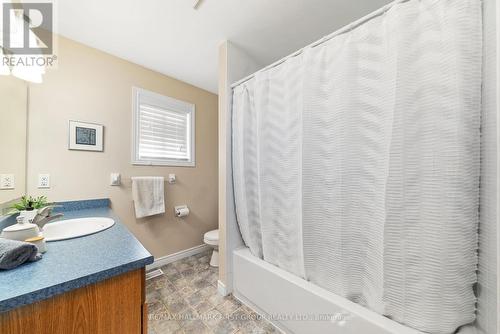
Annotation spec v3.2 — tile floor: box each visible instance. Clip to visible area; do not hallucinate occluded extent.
[146,250,279,334]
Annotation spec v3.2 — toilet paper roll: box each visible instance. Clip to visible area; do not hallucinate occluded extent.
[175,207,190,218]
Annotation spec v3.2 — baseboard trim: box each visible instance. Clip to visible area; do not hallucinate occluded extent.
[218,279,229,297]
[146,244,211,271]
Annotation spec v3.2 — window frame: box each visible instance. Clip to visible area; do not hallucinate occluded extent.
[132,87,196,167]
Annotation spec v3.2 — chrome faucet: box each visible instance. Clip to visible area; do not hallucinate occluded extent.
[32,206,64,231]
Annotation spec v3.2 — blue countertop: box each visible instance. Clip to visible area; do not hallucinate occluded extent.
[0,199,154,313]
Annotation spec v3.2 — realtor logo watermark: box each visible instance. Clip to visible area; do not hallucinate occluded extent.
[1,2,57,67]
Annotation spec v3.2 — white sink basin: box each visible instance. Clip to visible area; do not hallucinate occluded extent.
[43,217,115,242]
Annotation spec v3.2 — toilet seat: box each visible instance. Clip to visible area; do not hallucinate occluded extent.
[204,229,219,246]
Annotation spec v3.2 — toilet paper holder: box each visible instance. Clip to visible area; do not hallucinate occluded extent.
[174,205,189,218]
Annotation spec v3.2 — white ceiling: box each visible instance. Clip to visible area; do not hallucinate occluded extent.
[56,0,391,93]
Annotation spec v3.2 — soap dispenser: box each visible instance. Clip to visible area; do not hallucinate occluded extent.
[0,216,41,241]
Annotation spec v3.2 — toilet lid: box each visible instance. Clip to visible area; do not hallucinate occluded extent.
[204,229,219,242]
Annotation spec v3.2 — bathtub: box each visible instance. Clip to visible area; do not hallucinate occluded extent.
[232,247,478,334]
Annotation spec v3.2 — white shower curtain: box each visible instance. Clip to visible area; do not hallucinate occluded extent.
[232,0,482,333]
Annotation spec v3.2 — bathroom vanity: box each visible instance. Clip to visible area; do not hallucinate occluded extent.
[0,199,153,334]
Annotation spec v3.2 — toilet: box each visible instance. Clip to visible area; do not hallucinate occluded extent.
[203,229,219,267]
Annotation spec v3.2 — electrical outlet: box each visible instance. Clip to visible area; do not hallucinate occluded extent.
[38,174,50,188]
[0,174,15,189]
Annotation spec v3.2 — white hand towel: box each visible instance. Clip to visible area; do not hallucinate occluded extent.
[131,176,165,218]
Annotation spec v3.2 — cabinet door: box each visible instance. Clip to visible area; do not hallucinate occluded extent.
[0,268,145,334]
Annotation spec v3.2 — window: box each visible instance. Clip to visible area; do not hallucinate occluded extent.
[132,87,195,166]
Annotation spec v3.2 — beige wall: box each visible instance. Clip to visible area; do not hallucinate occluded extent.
[0,76,27,204]
[27,36,218,259]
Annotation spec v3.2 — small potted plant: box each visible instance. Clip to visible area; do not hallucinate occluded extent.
[9,196,53,223]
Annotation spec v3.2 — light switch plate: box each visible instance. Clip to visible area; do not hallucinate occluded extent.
[0,174,15,189]
[38,174,50,188]
[110,173,121,186]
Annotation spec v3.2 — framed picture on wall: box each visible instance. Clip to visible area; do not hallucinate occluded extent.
[68,120,104,152]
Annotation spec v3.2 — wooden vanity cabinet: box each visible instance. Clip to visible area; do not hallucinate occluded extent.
[0,268,147,334]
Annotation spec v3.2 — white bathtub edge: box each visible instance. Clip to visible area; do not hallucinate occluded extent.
[232,247,423,334]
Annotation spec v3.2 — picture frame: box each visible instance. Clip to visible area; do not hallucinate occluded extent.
[68,120,104,152]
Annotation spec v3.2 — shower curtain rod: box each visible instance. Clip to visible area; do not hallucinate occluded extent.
[230,0,412,89]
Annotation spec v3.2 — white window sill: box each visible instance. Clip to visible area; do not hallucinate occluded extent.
[132,160,196,167]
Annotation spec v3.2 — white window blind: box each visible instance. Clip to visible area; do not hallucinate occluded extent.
[132,87,195,166]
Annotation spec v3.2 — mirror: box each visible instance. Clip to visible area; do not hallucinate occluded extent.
[0,76,28,206]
